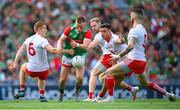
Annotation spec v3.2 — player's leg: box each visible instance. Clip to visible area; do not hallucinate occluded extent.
[74,65,85,101]
[58,56,72,102]
[85,62,106,101]
[36,70,49,102]
[58,66,70,101]
[99,63,127,102]
[37,79,48,102]
[116,75,139,101]
[99,61,133,102]
[93,79,107,102]
[137,73,176,101]
[14,63,27,99]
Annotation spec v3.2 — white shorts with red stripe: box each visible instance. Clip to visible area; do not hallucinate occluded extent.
[118,59,147,76]
[93,54,126,72]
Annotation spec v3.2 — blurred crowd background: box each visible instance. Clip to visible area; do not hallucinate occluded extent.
[0,0,179,86]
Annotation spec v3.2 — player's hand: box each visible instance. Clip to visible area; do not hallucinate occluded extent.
[99,72,107,82]
[67,49,74,55]
[56,48,62,54]
[109,54,120,64]
[8,63,17,71]
[70,40,77,48]
[99,72,112,82]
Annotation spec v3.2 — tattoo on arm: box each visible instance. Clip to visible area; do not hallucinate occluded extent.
[119,37,137,57]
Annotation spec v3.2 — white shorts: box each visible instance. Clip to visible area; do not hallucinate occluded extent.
[93,54,126,73]
[61,54,86,68]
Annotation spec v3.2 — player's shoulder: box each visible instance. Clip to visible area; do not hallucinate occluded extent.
[94,32,102,39]
[24,34,35,42]
[112,33,119,38]
[95,32,101,37]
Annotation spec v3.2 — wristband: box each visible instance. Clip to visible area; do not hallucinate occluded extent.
[76,43,80,47]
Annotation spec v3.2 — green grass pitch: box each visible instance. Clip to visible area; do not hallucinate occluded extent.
[0,99,179,110]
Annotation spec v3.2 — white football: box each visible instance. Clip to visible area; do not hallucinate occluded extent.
[72,55,84,68]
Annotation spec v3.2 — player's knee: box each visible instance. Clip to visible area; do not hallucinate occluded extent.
[76,77,83,82]
[20,63,26,71]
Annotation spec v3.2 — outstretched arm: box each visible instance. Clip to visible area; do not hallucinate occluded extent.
[8,44,26,71]
[44,44,61,54]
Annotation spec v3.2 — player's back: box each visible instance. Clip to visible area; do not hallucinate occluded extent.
[24,34,49,72]
[127,24,147,61]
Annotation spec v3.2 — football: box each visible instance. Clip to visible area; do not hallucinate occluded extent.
[72,55,84,68]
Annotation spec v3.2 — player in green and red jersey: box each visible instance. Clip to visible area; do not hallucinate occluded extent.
[57,16,92,102]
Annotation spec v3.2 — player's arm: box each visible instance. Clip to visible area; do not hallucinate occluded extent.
[57,33,67,49]
[57,26,71,49]
[8,44,26,71]
[14,45,26,64]
[71,30,92,50]
[87,39,99,50]
[62,49,74,55]
[118,37,137,57]
[44,44,61,54]
[76,38,91,49]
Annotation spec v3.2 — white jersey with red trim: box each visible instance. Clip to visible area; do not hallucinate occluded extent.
[127,24,147,61]
[23,34,50,72]
[94,32,126,55]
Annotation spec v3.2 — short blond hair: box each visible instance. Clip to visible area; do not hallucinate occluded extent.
[34,21,46,32]
[90,18,101,24]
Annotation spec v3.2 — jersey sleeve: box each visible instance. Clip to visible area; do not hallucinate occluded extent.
[94,33,102,42]
[63,26,71,36]
[23,38,28,46]
[41,39,50,48]
[129,28,139,38]
[84,30,92,40]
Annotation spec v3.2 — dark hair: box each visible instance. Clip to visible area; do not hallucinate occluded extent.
[131,8,144,16]
[100,23,111,29]
[76,16,86,24]
[34,21,46,32]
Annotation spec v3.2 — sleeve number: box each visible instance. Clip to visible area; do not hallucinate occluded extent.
[28,43,36,56]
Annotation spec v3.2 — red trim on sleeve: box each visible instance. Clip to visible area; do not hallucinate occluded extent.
[63,26,71,36]
[84,30,92,40]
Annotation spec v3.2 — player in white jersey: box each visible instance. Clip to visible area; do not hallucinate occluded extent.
[99,9,176,102]
[85,21,139,102]
[8,21,71,102]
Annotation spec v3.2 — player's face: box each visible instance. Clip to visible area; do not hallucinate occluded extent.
[130,12,135,25]
[99,27,111,41]
[41,25,47,36]
[90,21,100,33]
[75,22,86,33]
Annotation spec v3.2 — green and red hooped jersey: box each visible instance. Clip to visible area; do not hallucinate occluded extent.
[63,23,92,58]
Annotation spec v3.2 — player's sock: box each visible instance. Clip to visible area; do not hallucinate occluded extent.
[59,89,64,95]
[106,76,115,96]
[75,78,82,94]
[20,85,25,91]
[88,92,94,99]
[148,82,167,95]
[39,89,45,96]
[99,91,105,98]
